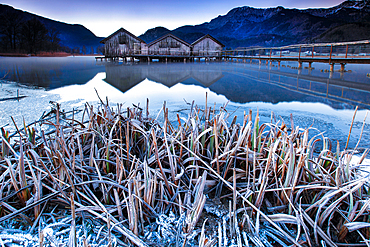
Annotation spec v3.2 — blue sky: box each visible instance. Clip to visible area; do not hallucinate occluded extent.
[3,0,344,37]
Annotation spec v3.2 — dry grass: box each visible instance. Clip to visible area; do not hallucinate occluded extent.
[0,97,369,247]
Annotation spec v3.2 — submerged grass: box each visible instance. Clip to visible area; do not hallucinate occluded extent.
[0,97,369,247]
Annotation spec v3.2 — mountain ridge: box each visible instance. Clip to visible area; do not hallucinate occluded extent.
[0,4,103,53]
[139,0,370,48]
[2,1,370,51]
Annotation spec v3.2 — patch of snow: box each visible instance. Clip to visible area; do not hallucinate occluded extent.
[351,155,370,181]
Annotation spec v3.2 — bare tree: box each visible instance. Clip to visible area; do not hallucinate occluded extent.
[47,27,61,52]
[21,18,48,54]
[0,10,23,51]
[82,45,87,55]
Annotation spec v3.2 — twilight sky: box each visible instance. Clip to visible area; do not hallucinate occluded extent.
[3,0,345,37]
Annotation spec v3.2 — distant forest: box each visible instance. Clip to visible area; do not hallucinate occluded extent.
[0,10,101,55]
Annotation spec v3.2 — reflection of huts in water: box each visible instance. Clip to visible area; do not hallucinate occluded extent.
[147,34,192,56]
[103,63,225,92]
[192,34,225,57]
[101,28,225,58]
[100,28,147,57]
[190,66,224,87]
[146,65,191,87]
[104,64,146,92]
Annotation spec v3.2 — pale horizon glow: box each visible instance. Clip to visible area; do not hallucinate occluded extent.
[2,0,345,37]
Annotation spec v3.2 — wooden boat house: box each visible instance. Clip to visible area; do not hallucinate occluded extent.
[192,34,225,56]
[100,28,225,61]
[100,28,147,57]
[147,34,191,56]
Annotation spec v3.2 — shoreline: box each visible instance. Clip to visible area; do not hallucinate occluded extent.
[0,52,102,57]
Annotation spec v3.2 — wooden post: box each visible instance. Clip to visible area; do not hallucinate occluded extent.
[298,46,302,69]
[312,47,315,58]
[308,62,312,69]
[269,48,272,65]
[330,63,334,72]
[340,63,346,72]
[345,45,348,59]
[280,48,282,58]
[329,45,333,64]
[326,79,329,97]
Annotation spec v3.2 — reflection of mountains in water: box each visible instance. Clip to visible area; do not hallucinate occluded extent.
[104,63,224,91]
[104,63,370,110]
[1,57,105,89]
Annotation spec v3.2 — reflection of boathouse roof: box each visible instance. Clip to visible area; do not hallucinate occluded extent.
[100,28,145,44]
[147,66,191,87]
[191,70,224,87]
[104,64,146,92]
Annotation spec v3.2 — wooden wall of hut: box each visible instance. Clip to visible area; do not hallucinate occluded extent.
[148,36,191,56]
[104,31,144,57]
[192,36,223,56]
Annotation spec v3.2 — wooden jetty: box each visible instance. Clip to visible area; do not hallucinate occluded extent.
[226,55,370,72]
[97,30,370,70]
[96,54,222,63]
[225,40,370,71]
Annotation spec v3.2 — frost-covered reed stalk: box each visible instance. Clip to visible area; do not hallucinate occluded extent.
[0,97,368,247]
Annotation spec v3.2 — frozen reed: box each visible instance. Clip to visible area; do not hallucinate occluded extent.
[0,98,369,247]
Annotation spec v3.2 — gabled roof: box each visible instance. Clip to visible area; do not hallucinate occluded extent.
[100,28,145,44]
[192,34,225,48]
[147,33,191,47]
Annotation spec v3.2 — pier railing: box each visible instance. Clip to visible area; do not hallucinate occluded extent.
[222,40,370,71]
[224,40,370,59]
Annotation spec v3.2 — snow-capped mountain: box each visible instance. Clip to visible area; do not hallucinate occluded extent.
[140,0,370,48]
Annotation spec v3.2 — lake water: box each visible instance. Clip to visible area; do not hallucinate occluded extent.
[0,56,370,150]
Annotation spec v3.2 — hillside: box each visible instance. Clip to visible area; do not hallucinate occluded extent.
[139,0,370,48]
[0,4,103,53]
[312,22,370,42]
[2,1,370,51]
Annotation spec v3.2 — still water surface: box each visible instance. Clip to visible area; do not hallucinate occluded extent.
[0,56,370,150]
